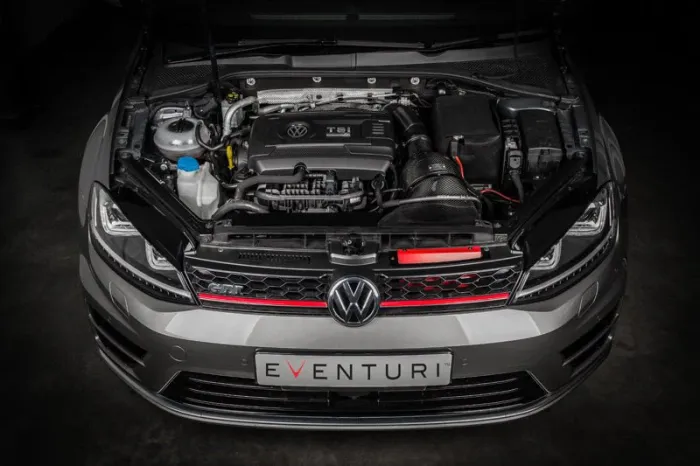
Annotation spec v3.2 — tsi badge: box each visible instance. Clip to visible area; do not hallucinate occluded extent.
[326,126,351,138]
[327,276,381,327]
[208,282,243,296]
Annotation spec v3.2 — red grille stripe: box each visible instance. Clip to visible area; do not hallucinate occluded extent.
[397,246,483,265]
[199,292,509,308]
[379,292,510,308]
[198,294,328,308]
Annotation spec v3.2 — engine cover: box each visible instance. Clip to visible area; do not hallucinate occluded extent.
[247,111,395,180]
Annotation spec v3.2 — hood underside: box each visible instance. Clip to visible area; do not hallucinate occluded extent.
[143,0,561,44]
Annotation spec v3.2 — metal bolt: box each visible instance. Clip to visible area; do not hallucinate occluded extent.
[245,77,256,86]
[160,162,168,171]
[438,88,447,95]
[312,76,322,83]
[410,77,421,85]
[367,77,377,84]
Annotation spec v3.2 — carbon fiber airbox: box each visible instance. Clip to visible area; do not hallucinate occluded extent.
[247,111,396,180]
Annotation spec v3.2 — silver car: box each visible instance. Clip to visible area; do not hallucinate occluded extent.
[79,2,627,429]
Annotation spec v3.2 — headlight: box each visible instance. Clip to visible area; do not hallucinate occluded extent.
[518,183,618,301]
[89,184,193,303]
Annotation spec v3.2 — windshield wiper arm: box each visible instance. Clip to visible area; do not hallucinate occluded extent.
[167,39,422,64]
[419,30,546,54]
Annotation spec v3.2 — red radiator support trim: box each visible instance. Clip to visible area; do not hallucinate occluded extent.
[397,246,483,265]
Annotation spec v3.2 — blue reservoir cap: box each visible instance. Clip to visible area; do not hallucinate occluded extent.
[177,156,199,172]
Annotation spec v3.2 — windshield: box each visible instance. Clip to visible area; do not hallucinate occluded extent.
[152,0,558,46]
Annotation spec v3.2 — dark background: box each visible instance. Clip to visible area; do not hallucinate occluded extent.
[2,1,699,465]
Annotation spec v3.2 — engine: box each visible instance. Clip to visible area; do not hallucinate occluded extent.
[256,174,367,213]
[144,83,570,224]
[244,110,395,212]
[246,111,395,179]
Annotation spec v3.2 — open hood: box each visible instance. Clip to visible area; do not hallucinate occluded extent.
[138,0,563,45]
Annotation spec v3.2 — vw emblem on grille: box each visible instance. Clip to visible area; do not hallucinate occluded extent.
[327,276,381,327]
[287,123,309,139]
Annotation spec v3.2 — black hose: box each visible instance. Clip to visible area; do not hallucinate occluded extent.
[195,122,225,151]
[387,165,399,200]
[211,200,269,220]
[374,185,384,210]
[482,195,494,217]
[511,171,525,203]
[387,164,398,188]
[230,168,307,200]
[383,195,482,210]
[392,105,429,141]
[229,127,250,139]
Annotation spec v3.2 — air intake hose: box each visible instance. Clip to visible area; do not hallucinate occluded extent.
[380,106,479,225]
[391,106,469,196]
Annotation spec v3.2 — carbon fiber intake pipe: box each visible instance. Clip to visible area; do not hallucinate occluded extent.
[391,106,468,195]
[380,106,479,225]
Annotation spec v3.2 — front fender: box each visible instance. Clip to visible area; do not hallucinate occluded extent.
[78,90,122,227]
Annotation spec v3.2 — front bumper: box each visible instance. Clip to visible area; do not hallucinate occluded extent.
[81,238,626,429]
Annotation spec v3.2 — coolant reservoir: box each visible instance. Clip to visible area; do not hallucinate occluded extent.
[176,157,220,219]
[154,117,208,160]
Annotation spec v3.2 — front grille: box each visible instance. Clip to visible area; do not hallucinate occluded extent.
[187,264,330,302]
[379,267,520,302]
[188,261,521,313]
[162,371,546,417]
[561,310,618,376]
[88,306,147,368]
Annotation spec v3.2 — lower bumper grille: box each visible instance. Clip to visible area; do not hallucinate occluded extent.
[162,371,546,417]
[562,310,618,376]
[88,305,147,368]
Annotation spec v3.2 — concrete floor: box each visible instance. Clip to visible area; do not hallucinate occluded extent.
[2,4,698,465]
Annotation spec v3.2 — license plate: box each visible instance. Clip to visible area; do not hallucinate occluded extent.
[255,353,452,388]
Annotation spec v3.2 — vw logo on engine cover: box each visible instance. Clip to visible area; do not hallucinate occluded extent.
[286,122,309,139]
[327,276,381,327]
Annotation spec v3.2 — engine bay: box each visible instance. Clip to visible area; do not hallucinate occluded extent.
[125,77,586,227]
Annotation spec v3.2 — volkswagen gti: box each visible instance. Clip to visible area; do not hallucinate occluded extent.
[78,0,627,429]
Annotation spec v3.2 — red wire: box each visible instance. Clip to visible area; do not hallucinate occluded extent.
[449,157,518,204]
[453,156,465,179]
[480,188,521,203]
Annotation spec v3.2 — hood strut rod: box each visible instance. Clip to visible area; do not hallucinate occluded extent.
[200,0,223,111]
